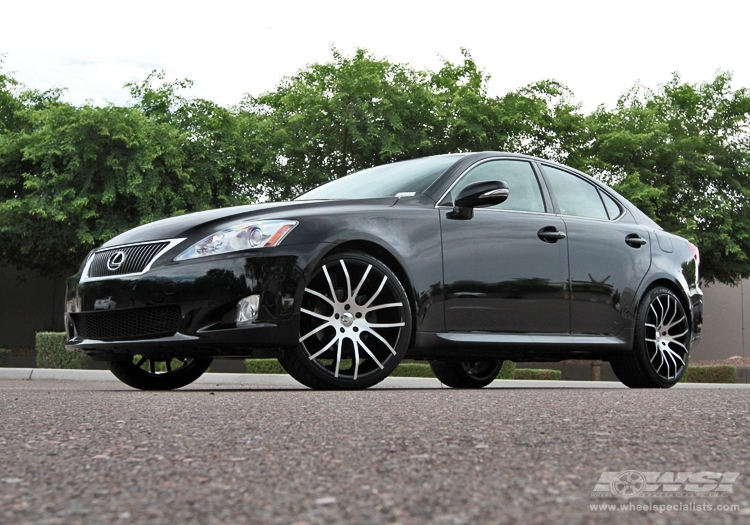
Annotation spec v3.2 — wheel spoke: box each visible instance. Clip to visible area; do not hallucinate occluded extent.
[166,360,172,372]
[308,336,338,360]
[363,276,388,308]
[353,342,360,380]
[664,346,686,366]
[650,303,660,322]
[667,339,688,352]
[663,348,677,378]
[299,322,331,342]
[340,260,352,300]
[334,338,342,378]
[357,339,384,369]
[322,265,337,302]
[663,314,688,331]
[305,287,335,307]
[367,322,405,329]
[367,302,403,312]
[301,308,331,322]
[351,264,372,299]
[363,327,397,355]
[135,356,146,368]
[669,328,689,339]
[149,359,156,374]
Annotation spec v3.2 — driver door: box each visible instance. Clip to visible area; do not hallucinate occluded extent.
[440,159,570,333]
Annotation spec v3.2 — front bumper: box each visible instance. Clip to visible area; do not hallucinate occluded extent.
[65,247,322,359]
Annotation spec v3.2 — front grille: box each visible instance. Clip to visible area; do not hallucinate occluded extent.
[73,306,182,339]
[88,242,170,278]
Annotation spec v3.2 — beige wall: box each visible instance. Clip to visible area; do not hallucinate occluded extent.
[694,280,748,360]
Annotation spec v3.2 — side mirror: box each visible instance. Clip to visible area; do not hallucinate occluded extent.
[448,180,509,220]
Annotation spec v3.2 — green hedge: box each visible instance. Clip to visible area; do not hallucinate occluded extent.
[0,348,10,367]
[498,361,516,380]
[390,363,434,377]
[680,365,736,384]
[514,368,562,380]
[244,359,287,374]
[245,358,518,380]
[36,332,89,369]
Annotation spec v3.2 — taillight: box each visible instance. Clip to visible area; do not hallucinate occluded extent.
[687,242,700,267]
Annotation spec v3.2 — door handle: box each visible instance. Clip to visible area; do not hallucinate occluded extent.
[625,234,648,247]
[537,227,567,243]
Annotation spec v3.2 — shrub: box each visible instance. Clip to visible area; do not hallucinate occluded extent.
[244,358,287,374]
[681,365,736,384]
[498,361,516,379]
[243,358,519,380]
[0,348,10,367]
[391,363,435,377]
[514,368,562,380]
[36,332,90,369]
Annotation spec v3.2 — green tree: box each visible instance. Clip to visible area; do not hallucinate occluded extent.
[578,72,750,284]
[243,48,440,200]
[0,70,246,275]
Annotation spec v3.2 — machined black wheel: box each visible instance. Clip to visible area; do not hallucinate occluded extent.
[610,287,690,388]
[279,251,412,390]
[107,356,213,390]
[429,360,504,388]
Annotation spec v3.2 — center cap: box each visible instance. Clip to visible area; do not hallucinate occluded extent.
[340,312,355,327]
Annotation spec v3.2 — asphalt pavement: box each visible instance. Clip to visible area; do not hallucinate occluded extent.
[1,377,749,525]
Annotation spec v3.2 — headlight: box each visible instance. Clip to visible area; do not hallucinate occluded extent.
[174,220,298,261]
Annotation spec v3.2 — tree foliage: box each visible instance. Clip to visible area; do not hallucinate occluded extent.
[576,72,750,283]
[1,51,749,284]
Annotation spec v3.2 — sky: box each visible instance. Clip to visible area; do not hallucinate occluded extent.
[1,0,747,111]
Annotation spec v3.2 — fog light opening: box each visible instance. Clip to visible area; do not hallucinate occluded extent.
[237,294,260,325]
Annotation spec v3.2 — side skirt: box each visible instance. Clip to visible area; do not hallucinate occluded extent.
[407,330,633,362]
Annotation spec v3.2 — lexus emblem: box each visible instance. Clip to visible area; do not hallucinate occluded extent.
[106,251,127,271]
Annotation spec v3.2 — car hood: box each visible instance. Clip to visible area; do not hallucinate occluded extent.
[102,198,399,248]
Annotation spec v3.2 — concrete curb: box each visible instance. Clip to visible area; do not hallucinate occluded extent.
[2,368,750,389]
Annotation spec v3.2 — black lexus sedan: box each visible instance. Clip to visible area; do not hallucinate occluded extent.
[65,152,702,390]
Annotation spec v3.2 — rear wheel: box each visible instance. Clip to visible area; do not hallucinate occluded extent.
[610,287,690,388]
[107,356,212,390]
[429,360,504,388]
[279,251,412,390]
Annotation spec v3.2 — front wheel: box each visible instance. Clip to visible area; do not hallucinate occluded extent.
[610,287,690,388]
[429,360,504,388]
[279,251,412,390]
[107,356,212,390]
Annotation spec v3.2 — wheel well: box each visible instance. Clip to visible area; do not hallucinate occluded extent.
[639,279,692,330]
[329,240,418,347]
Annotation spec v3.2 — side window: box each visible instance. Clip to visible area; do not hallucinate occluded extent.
[542,165,607,220]
[601,191,622,220]
[450,160,545,213]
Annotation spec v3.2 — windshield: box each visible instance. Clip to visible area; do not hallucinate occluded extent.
[296,155,463,200]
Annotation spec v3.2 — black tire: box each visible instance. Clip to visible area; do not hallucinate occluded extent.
[107,356,213,390]
[610,287,690,388]
[429,360,504,388]
[279,251,412,390]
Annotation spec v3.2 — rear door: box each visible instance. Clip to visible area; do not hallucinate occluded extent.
[539,164,651,336]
